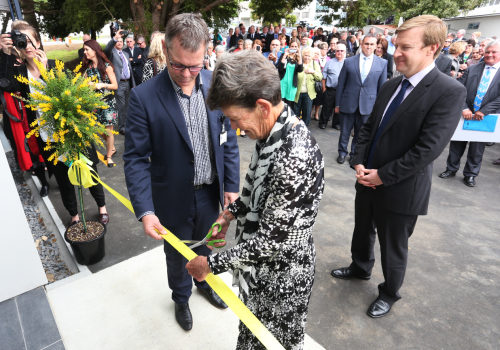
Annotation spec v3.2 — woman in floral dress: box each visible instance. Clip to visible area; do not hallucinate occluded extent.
[82,40,118,166]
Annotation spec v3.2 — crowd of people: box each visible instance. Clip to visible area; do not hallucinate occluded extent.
[1,12,500,350]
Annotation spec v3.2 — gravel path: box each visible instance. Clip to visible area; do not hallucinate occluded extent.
[6,151,72,283]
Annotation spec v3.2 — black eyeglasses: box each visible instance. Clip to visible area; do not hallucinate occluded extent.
[166,52,204,73]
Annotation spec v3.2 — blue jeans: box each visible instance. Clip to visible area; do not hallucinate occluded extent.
[293,93,313,126]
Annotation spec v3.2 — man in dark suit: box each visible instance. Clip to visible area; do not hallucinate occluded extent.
[229,27,243,49]
[246,25,261,42]
[435,53,452,75]
[78,34,91,61]
[261,26,269,51]
[265,26,280,53]
[335,34,387,164]
[104,30,136,135]
[137,35,149,65]
[281,27,290,46]
[327,27,340,43]
[123,35,144,86]
[439,40,500,186]
[123,13,240,331]
[331,15,467,318]
[313,27,327,43]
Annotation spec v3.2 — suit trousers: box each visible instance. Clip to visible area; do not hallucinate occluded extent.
[338,110,369,157]
[319,88,339,128]
[163,182,219,304]
[293,93,313,126]
[349,187,418,305]
[446,141,486,177]
[116,80,131,132]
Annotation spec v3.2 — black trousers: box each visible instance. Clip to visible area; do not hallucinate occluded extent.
[319,87,339,127]
[446,141,486,177]
[350,187,418,305]
[163,182,219,304]
[41,142,106,217]
[338,110,369,157]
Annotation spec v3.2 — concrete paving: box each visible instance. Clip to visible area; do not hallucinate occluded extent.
[46,246,324,350]
[44,120,500,349]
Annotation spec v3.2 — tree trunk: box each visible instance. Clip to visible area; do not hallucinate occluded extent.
[152,0,162,31]
[1,13,9,34]
[130,0,147,36]
[91,25,97,40]
[19,0,44,50]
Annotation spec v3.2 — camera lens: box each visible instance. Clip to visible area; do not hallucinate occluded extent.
[16,40,27,50]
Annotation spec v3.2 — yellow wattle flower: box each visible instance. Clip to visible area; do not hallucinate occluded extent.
[53,112,60,120]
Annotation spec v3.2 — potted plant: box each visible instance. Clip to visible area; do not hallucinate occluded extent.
[18,59,116,265]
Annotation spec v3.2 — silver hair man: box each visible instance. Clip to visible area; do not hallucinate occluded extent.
[207,50,281,110]
[164,13,210,52]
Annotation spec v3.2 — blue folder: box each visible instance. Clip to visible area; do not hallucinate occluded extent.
[463,115,498,132]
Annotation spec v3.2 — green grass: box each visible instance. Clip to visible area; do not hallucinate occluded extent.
[46,43,106,62]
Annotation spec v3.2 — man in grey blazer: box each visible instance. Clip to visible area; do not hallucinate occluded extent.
[104,30,136,135]
[335,34,388,164]
[439,40,500,186]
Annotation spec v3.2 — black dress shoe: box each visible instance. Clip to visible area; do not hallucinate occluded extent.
[367,299,392,318]
[319,125,326,129]
[40,184,50,197]
[331,267,371,280]
[337,155,346,164]
[198,287,228,309]
[119,129,126,135]
[332,124,340,130]
[175,303,193,331]
[438,169,456,178]
[464,176,476,187]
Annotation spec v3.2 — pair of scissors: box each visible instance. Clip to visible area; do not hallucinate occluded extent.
[181,223,226,249]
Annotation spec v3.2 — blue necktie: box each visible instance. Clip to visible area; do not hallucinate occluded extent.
[473,66,493,112]
[361,57,369,83]
[366,79,412,169]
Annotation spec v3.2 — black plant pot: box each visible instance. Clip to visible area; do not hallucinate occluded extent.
[64,220,107,265]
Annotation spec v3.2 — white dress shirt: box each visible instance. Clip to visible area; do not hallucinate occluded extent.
[381,62,436,123]
[359,52,374,77]
[480,61,500,93]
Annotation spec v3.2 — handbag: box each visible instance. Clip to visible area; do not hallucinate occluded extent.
[313,61,322,94]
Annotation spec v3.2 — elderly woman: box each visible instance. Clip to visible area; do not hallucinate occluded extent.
[244,39,253,50]
[186,49,324,350]
[447,41,466,78]
[467,47,481,66]
[293,47,322,126]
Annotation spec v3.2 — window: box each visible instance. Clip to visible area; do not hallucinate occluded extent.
[467,22,480,30]
[489,0,500,5]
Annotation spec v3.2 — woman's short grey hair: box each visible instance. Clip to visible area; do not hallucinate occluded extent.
[165,13,210,53]
[207,50,281,110]
[245,39,253,47]
[486,40,500,51]
[215,45,225,53]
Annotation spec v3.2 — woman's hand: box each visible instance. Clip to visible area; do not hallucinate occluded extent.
[35,49,48,69]
[186,256,212,282]
[0,33,13,55]
[206,210,233,249]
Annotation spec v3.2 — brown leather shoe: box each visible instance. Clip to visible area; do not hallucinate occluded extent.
[99,213,110,225]
[493,158,500,165]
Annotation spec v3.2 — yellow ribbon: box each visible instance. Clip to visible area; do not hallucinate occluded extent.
[68,157,98,188]
[70,161,285,350]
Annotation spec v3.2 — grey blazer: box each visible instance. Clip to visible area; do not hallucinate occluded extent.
[459,61,500,115]
[104,39,136,88]
[336,54,387,115]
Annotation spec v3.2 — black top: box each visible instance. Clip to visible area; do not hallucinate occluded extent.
[277,57,304,87]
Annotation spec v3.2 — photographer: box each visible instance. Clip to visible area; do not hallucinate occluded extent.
[278,38,303,107]
[0,20,109,227]
[104,29,135,135]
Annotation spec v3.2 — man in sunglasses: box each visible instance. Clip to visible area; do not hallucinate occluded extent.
[123,13,240,332]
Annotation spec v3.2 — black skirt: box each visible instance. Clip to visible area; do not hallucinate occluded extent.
[313,88,323,106]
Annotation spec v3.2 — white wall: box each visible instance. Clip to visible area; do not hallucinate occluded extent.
[0,128,47,302]
[444,15,500,39]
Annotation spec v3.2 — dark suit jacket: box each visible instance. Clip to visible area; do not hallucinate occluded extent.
[336,55,388,115]
[264,33,279,52]
[435,54,452,76]
[123,46,144,84]
[78,47,84,61]
[458,61,500,115]
[246,33,261,42]
[104,39,136,88]
[141,46,150,65]
[352,67,467,215]
[327,32,341,43]
[229,34,244,48]
[123,69,240,226]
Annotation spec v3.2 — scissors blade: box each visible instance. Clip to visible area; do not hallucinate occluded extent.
[180,240,200,244]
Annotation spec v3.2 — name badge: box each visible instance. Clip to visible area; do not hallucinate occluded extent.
[220,115,227,145]
[220,132,227,145]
